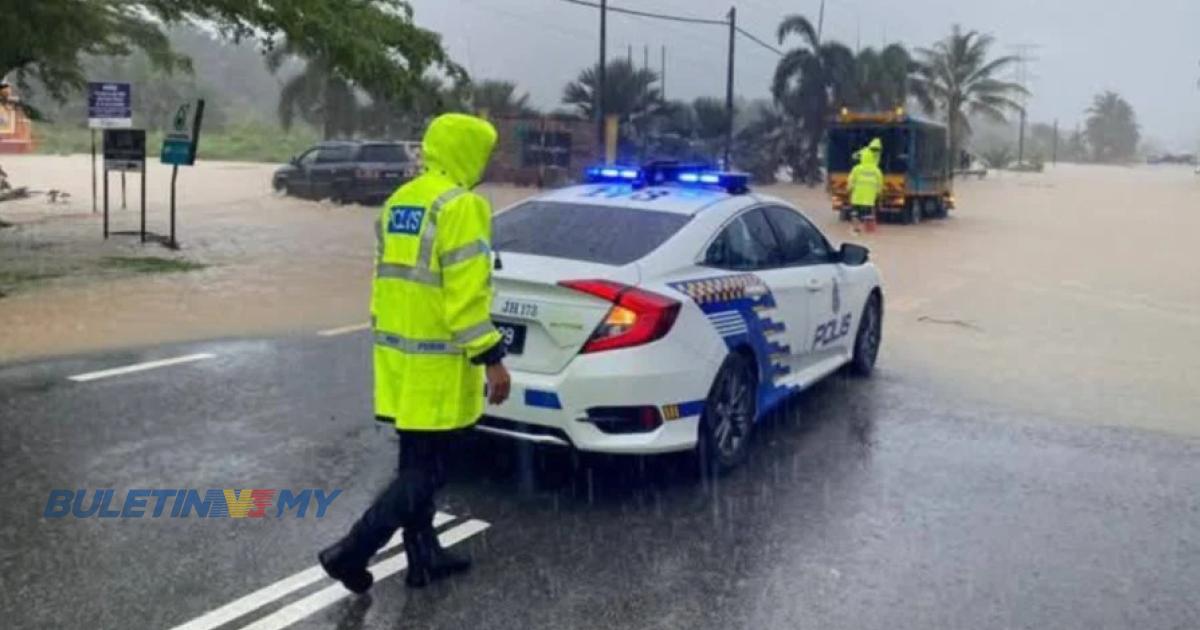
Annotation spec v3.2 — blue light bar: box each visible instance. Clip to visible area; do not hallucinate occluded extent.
[585,165,642,183]
[584,163,750,193]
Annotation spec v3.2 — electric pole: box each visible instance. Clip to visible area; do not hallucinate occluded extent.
[660,45,666,102]
[724,6,736,168]
[597,0,607,158]
[1009,43,1040,165]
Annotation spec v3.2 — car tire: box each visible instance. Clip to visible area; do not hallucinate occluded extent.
[839,207,852,222]
[849,292,883,377]
[697,351,758,477]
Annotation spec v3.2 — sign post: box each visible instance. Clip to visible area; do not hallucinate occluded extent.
[87,82,132,215]
[160,99,204,249]
[101,128,146,241]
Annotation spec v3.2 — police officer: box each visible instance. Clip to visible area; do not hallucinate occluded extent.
[847,137,884,234]
[319,113,510,592]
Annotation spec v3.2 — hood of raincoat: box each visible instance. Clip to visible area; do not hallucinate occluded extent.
[421,113,498,188]
[862,137,883,167]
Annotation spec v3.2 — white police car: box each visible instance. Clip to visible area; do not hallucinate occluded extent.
[481,164,883,473]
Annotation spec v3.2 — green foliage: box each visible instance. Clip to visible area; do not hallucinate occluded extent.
[470,80,537,118]
[771,14,856,184]
[1084,91,1140,163]
[3,0,462,113]
[910,25,1027,175]
[35,120,319,163]
[562,58,661,124]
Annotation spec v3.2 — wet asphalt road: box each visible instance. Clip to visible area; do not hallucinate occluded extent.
[1,333,1198,630]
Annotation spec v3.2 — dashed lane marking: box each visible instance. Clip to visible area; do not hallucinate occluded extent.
[317,323,371,337]
[67,353,216,382]
[237,519,491,630]
[168,513,456,630]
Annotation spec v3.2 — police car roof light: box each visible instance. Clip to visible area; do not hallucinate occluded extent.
[585,165,643,183]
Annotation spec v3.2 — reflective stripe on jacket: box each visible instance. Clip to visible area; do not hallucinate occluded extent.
[848,140,884,207]
[372,113,502,431]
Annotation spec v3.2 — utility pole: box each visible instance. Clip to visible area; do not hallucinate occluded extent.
[1052,118,1059,165]
[724,6,736,168]
[816,0,826,43]
[627,44,632,63]
[1009,43,1040,165]
[597,0,607,158]
[643,44,648,71]
[660,45,666,102]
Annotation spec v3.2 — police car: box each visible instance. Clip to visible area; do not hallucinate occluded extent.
[481,163,883,473]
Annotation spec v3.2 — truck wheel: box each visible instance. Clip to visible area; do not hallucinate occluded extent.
[697,352,757,477]
[903,199,921,225]
[839,207,852,222]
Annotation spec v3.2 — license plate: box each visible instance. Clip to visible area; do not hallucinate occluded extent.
[494,321,526,355]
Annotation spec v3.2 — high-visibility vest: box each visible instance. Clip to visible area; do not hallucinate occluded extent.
[372,114,502,431]
[848,143,884,207]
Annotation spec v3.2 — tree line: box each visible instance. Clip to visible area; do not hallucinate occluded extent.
[8,1,1148,181]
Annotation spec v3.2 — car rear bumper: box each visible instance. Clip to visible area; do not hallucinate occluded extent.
[476,342,718,455]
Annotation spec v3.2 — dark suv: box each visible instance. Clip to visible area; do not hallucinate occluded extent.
[273,140,418,205]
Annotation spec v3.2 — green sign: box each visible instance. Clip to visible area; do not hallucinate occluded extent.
[160,99,205,166]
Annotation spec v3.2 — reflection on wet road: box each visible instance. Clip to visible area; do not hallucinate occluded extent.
[0,333,1196,629]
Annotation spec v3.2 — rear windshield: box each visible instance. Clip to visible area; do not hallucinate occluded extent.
[493,201,690,265]
[358,144,409,163]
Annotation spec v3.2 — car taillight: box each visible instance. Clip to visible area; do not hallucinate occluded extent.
[559,279,680,353]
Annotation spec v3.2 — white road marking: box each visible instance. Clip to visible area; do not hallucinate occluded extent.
[317,323,371,337]
[238,519,490,630]
[67,353,216,382]
[168,512,455,630]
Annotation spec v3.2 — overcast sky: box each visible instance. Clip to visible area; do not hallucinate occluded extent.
[409,0,1200,151]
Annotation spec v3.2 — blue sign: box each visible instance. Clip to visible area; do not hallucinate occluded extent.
[87,82,132,128]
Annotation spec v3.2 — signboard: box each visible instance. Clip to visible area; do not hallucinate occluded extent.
[161,100,205,166]
[88,82,132,129]
[103,129,146,171]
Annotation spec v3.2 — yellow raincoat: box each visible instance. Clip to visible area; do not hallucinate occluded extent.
[848,137,884,207]
[371,113,502,430]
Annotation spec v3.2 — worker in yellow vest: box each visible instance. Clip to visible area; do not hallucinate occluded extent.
[847,137,884,234]
[319,113,510,592]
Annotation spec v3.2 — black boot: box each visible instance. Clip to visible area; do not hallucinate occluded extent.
[403,527,471,588]
[318,540,374,594]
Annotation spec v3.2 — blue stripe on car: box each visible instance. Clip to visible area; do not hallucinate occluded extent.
[524,389,562,409]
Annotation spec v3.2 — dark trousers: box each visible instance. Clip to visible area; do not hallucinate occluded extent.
[337,428,466,568]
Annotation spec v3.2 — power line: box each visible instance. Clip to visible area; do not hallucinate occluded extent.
[559,0,781,56]
[560,0,727,26]
[735,26,782,56]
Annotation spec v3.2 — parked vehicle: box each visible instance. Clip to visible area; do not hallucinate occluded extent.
[272,140,418,205]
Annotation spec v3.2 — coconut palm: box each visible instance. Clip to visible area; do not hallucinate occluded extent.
[562,58,661,125]
[849,44,916,111]
[771,14,856,183]
[471,80,537,118]
[1084,91,1139,163]
[266,42,359,140]
[910,25,1027,174]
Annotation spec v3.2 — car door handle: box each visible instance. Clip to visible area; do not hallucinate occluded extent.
[805,278,826,292]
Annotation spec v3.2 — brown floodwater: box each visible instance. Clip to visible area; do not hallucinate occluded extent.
[1,155,1197,435]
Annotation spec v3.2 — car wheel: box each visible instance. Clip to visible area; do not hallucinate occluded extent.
[697,351,757,476]
[849,292,882,377]
[839,207,851,222]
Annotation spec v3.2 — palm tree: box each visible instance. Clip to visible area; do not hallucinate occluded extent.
[1084,91,1139,163]
[733,100,804,183]
[849,44,916,111]
[562,58,661,126]
[772,14,855,183]
[910,25,1027,174]
[266,42,359,140]
[471,80,537,118]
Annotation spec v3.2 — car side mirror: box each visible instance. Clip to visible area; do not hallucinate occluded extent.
[838,242,869,266]
[289,156,299,165]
